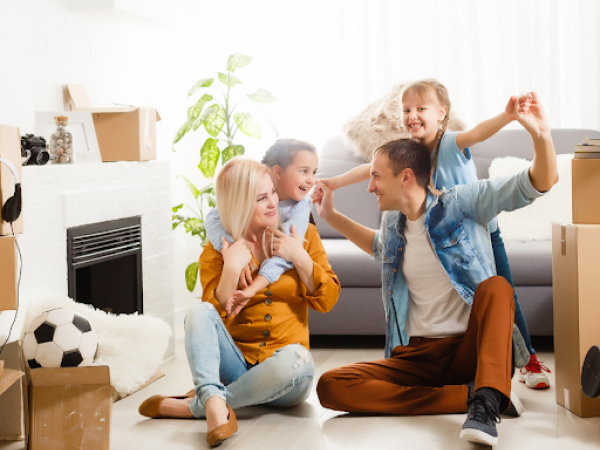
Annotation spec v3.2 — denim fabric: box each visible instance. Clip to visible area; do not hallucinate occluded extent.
[204,197,312,284]
[184,303,314,418]
[490,228,535,355]
[373,168,545,357]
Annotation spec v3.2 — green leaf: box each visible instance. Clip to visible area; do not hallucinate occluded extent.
[187,94,213,120]
[218,72,242,87]
[187,78,214,96]
[172,119,193,150]
[191,222,205,237]
[184,218,201,233]
[234,112,262,139]
[204,105,226,137]
[199,138,220,178]
[172,222,179,230]
[177,176,200,199]
[192,104,217,132]
[247,88,276,104]
[172,203,184,213]
[205,193,217,208]
[227,53,253,72]
[185,262,200,292]
[198,181,215,195]
[221,145,245,164]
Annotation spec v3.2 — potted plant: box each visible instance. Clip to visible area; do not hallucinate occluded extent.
[172,53,276,291]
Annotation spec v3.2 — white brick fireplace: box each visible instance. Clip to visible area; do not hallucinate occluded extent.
[4,160,175,358]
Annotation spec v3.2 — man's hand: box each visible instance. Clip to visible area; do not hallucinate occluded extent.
[271,226,306,264]
[516,91,551,141]
[226,290,252,317]
[313,180,336,222]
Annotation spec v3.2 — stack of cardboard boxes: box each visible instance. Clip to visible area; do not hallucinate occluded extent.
[552,149,600,417]
[0,123,27,443]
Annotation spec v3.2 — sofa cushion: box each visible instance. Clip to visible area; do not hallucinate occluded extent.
[505,240,552,286]
[321,238,382,287]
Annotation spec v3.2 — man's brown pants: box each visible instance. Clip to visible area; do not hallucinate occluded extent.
[317,276,515,415]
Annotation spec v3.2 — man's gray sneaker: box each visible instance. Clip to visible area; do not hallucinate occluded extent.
[459,393,501,446]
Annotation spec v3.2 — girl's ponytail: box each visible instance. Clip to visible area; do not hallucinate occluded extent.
[428,114,450,196]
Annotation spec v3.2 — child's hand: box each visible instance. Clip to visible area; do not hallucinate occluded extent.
[504,96,520,122]
[225,289,253,317]
[515,91,550,140]
[237,265,253,290]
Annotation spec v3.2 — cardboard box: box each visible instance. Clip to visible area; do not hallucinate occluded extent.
[572,158,600,224]
[0,340,28,441]
[29,366,112,450]
[552,223,600,417]
[0,124,23,235]
[67,84,161,162]
[0,235,17,311]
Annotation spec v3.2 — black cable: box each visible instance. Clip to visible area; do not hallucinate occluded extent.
[0,223,22,358]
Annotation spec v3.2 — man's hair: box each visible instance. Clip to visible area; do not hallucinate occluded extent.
[261,138,317,168]
[374,139,431,189]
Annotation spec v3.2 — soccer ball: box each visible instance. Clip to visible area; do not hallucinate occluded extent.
[23,308,98,369]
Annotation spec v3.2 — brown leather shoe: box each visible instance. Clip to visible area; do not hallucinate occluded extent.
[206,405,238,447]
[138,394,192,419]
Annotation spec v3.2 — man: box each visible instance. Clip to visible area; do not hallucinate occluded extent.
[313,92,557,446]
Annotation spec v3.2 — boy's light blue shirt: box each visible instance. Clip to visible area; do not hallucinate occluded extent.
[205,196,312,284]
[373,168,545,357]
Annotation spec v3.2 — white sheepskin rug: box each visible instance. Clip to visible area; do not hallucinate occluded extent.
[342,82,467,161]
[24,292,172,398]
[489,154,573,241]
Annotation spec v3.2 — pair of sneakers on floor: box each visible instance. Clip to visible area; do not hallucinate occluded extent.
[460,353,551,446]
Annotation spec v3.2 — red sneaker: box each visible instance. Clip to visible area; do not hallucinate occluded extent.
[519,354,551,389]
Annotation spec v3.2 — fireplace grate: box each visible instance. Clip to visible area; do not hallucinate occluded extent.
[70,224,141,267]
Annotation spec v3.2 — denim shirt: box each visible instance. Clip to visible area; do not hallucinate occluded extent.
[205,196,312,284]
[372,168,545,357]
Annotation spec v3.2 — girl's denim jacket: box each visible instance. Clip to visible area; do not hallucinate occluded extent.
[373,168,545,357]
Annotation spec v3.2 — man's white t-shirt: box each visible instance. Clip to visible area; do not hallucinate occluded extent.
[403,214,471,338]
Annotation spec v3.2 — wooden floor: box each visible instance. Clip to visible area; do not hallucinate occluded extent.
[3,329,600,449]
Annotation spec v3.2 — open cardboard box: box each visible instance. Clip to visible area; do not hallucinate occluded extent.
[29,365,112,450]
[0,124,23,235]
[66,84,161,162]
[0,235,18,311]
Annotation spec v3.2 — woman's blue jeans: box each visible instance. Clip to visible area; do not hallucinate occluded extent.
[491,228,535,355]
[184,302,315,418]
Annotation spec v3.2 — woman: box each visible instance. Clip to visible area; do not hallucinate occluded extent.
[139,157,340,447]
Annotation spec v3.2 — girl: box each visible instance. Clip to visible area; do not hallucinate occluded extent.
[139,157,340,447]
[320,79,549,389]
[205,138,319,314]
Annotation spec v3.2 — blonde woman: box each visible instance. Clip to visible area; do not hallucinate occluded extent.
[139,157,340,447]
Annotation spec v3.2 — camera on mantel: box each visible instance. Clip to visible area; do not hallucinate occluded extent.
[21,134,50,165]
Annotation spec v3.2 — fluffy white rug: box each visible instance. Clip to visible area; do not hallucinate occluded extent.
[24,292,172,398]
[489,154,573,241]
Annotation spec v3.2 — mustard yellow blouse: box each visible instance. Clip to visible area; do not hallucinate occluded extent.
[199,224,340,364]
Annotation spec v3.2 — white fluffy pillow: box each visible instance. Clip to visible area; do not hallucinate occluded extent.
[488,154,573,241]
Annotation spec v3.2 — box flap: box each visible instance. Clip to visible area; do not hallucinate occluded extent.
[0,369,23,397]
[67,84,161,120]
[30,366,110,386]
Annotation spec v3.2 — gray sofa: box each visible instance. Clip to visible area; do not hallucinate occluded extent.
[309,128,600,336]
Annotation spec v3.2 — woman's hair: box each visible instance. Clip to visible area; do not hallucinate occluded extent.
[215,157,271,242]
[261,138,317,168]
[374,139,431,189]
[401,78,451,195]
